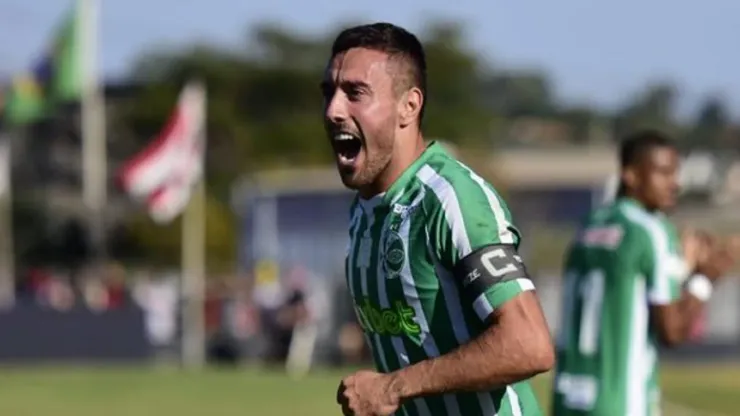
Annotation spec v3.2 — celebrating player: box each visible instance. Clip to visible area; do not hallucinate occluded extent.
[323,22,554,416]
[551,130,738,416]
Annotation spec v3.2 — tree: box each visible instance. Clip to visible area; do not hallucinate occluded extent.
[559,106,604,144]
[480,71,555,118]
[416,21,496,147]
[613,82,679,139]
[125,193,237,271]
[687,96,729,149]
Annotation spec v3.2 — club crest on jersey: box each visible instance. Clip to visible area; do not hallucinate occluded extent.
[383,231,406,278]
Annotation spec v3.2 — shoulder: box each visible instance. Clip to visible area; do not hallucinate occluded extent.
[415,154,509,216]
[617,204,669,249]
[413,155,519,248]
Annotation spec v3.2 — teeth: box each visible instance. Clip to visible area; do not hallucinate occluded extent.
[335,133,355,141]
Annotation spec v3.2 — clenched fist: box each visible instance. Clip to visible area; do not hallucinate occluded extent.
[696,233,740,281]
[337,370,402,416]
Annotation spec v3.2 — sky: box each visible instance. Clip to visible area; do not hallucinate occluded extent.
[2,0,740,117]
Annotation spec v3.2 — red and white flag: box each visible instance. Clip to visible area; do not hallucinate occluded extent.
[118,81,206,224]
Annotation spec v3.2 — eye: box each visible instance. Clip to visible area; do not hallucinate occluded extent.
[345,85,365,101]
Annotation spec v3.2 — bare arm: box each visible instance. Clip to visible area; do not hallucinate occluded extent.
[389,290,554,400]
[651,232,736,346]
[651,290,705,347]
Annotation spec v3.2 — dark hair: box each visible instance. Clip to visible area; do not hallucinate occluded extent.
[619,129,677,168]
[331,22,427,123]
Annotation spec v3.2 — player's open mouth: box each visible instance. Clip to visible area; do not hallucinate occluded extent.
[333,132,363,165]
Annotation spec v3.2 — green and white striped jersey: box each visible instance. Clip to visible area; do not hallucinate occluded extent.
[345,142,540,416]
[552,197,685,416]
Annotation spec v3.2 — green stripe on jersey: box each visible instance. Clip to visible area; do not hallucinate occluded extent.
[344,142,540,416]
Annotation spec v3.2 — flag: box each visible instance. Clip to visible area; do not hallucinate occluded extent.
[3,0,82,125]
[3,75,45,125]
[48,1,83,101]
[118,81,206,224]
[146,184,195,225]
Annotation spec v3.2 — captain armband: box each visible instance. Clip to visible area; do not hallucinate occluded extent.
[452,244,531,301]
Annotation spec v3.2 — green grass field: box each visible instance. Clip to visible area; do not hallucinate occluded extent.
[0,363,737,415]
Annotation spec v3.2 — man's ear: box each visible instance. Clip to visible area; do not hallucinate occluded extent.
[622,167,639,191]
[398,87,423,128]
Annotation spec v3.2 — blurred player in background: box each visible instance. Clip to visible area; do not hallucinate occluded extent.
[323,22,554,416]
[551,130,739,416]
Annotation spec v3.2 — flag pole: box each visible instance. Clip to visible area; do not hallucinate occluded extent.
[181,87,207,370]
[0,135,14,309]
[80,0,108,262]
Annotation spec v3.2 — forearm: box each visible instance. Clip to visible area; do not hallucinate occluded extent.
[391,330,538,399]
[657,275,711,346]
[660,231,736,346]
[666,292,704,345]
[390,294,553,399]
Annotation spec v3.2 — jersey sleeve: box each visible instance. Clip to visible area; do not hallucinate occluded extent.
[422,167,534,321]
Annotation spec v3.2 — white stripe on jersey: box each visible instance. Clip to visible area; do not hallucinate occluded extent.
[416,165,472,257]
[472,279,534,320]
[458,162,516,245]
[621,204,672,304]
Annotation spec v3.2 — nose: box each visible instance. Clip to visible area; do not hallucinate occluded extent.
[325,90,348,125]
[670,173,680,189]
[668,177,680,195]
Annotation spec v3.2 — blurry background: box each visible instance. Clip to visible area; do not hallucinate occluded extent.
[1,0,739,415]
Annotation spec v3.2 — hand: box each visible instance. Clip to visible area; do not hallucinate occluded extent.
[336,370,401,416]
[681,229,708,272]
[725,234,740,255]
[695,238,737,282]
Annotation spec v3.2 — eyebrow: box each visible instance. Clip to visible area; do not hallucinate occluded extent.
[319,79,371,92]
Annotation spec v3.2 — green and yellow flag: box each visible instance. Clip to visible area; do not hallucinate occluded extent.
[3,0,82,125]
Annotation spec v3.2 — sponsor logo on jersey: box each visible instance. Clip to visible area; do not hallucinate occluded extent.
[392,202,420,218]
[391,185,425,218]
[354,297,421,337]
[580,225,624,249]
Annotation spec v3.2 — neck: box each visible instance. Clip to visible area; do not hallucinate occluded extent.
[620,191,656,212]
[358,132,426,199]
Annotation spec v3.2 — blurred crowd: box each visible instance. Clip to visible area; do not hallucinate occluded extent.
[7,262,370,367]
[15,264,133,312]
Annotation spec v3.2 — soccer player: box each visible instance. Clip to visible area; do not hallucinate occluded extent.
[323,22,554,416]
[550,130,738,416]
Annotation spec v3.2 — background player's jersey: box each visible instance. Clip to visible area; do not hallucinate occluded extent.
[345,142,540,416]
[552,197,685,416]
